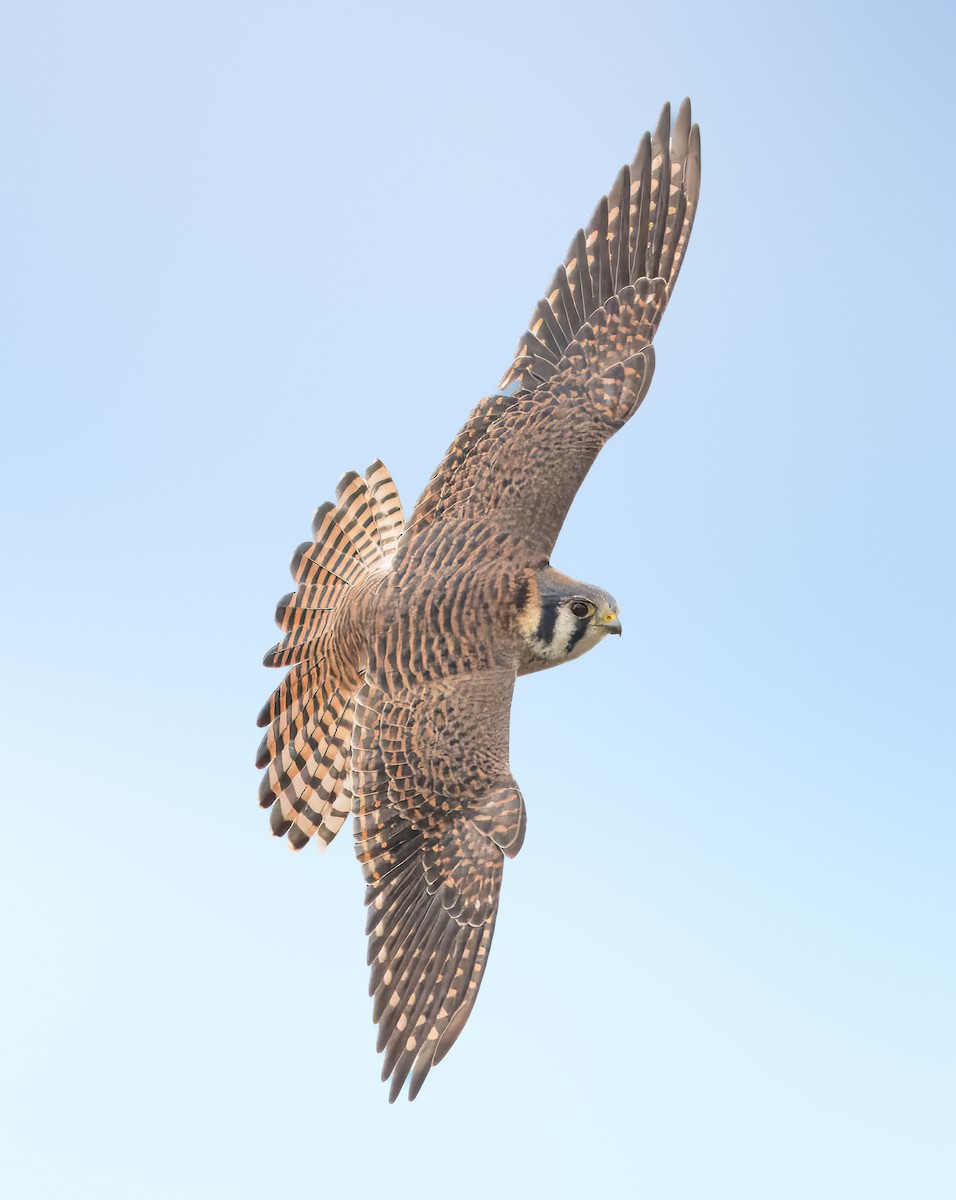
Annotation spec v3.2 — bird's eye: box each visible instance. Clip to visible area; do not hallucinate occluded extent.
[569,600,593,619]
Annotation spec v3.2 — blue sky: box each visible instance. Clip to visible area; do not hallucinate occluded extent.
[1,2,953,1197]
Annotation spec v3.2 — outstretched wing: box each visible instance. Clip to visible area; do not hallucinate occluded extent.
[398,99,700,569]
[352,670,525,1101]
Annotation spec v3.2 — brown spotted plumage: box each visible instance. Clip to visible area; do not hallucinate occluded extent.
[258,100,701,1100]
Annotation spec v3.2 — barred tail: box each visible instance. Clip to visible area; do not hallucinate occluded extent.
[256,461,404,851]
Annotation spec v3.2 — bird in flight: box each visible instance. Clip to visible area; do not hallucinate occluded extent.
[257,99,700,1101]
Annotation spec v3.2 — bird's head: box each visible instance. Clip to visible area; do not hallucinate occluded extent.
[515,567,621,674]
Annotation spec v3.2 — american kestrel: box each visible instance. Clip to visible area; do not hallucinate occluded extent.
[257,99,700,1100]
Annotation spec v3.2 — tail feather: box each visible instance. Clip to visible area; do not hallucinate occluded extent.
[364,460,405,559]
[257,462,405,852]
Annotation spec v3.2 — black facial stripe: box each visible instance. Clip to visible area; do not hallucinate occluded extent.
[535,597,558,644]
[565,619,590,655]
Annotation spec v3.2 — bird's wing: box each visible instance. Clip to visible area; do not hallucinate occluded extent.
[397,99,700,568]
[352,668,525,1101]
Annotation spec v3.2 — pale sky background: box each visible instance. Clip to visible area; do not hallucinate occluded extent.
[1,2,953,1197]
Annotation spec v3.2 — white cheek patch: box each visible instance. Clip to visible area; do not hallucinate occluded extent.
[553,609,577,652]
[528,609,595,661]
[525,611,569,662]
[565,627,602,662]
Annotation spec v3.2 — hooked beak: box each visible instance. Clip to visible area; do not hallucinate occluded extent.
[600,611,622,637]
